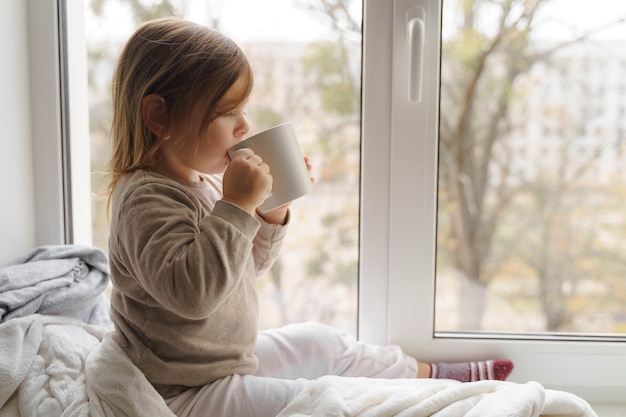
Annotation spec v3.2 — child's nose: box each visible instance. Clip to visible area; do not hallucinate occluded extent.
[238,117,250,137]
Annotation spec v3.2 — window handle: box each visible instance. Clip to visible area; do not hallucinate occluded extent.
[407,6,425,102]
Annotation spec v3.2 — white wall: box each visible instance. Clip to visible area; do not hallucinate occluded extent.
[0,0,66,265]
[0,1,36,265]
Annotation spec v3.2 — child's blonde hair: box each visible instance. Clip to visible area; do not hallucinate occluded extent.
[108,17,253,195]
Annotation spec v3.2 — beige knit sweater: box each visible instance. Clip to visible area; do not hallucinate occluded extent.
[108,170,287,398]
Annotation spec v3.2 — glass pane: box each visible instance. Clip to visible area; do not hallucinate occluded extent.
[84,0,361,335]
[436,0,626,335]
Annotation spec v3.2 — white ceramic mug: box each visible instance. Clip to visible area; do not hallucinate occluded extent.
[228,123,312,213]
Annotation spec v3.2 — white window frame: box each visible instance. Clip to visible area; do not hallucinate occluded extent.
[29,0,91,247]
[360,0,626,404]
[28,0,66,245]
[36,0,625,406]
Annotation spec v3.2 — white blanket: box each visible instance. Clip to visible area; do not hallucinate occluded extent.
[0,315,175,417]
[276,376,598,417]
[0,315,598,417]
[0,245,112,327]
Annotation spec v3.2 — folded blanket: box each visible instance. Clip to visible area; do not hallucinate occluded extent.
[276,375,598,417]
[0,314,175,417]
[0,245,112,327]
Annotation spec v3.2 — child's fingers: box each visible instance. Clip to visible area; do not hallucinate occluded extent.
[230,147,254,160]
[232,148,269,171]
[303,156,314,183]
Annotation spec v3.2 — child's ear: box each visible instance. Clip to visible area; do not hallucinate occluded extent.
[141,94,170,139]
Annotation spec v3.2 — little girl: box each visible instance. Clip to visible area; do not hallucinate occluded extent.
[107,17,513,417]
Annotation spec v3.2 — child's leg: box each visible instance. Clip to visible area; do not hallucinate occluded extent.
[426,359,514,382]
[254,322,513,382]
[254,322,418,379]
[167,323,415,417]
[166,374,309,417]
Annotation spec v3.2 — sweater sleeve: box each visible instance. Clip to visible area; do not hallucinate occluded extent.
[113,181,261,320]
[252,211,289,278]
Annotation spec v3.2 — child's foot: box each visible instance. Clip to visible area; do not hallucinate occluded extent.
[428,359,514,382]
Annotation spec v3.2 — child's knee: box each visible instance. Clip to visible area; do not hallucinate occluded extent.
[285,322,353,357]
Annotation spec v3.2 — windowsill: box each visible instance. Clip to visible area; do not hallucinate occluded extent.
[591,404,626,416]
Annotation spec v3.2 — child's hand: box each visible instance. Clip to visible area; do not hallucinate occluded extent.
[257,156,314,225]
[222,148,273,216]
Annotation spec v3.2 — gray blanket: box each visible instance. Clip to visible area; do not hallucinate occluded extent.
[0,245,112,327]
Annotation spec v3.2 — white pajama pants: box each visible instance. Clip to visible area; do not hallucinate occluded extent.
[166,322,418,417]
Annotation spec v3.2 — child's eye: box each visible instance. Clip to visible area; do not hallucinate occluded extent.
[219,109,246,118]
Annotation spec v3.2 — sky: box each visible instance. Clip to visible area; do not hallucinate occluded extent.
[186,0,341,41]
[84,0,360,44]
[441,0,626,42]
[533,0,626,41]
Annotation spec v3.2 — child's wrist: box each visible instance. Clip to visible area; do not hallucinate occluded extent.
[256,206,289,225]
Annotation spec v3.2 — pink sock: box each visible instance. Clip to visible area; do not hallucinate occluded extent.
[430,359,514,382]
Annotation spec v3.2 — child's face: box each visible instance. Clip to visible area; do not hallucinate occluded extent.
[161,77,250,180]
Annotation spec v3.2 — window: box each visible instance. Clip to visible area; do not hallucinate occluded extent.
[361,0,626,402]
[82,0,362,335]
[435,0,626,336]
